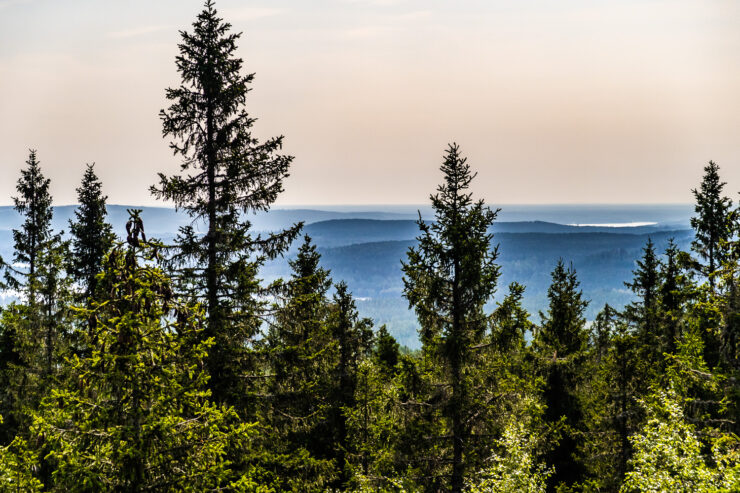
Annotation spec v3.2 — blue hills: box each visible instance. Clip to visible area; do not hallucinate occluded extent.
[0,205,694,348]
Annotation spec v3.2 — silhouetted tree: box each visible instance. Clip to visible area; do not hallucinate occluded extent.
[151,0,300,407]
[402,143,500,492]
[690,161,734,290]
[327,282,374,488]
[4,150,53,304]
[659,238,688,356]
[374,325,400,374]
[68,163,114,301]
[624,238,662,369]
[534,260,588,491]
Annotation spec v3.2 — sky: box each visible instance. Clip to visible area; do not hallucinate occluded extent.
[0,0,738,206]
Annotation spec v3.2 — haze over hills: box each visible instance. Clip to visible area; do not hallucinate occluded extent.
[0,204,695,348]
[0,203,694,235]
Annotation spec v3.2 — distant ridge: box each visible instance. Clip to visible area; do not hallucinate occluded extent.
[301,218,691,247]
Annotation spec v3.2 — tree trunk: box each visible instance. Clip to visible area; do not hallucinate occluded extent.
[450,256,464,493]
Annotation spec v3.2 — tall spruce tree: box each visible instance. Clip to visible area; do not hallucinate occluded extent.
[402,143,500,492]
[68,163,114,301]
[151,0,300,407]
[0,151,69,443]
[327,282,374,489]
[581,307,640,490]
[690,161,734,290]
[534,260,589,491]
[261,235,337,490]
[4,150,53,303]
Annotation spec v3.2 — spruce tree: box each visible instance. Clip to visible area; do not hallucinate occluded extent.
[690,161,734,290]
[261,235,336,489]
[534,260,589,491]
[68,163,114,301]
[4,150,53,304]
[32,211,256,491]
[374,325,400,374]
[659,239,688,356]
[327,282,374,489]
[35,235,71,379]
[623,238,662,370]
[581,308,640,490]
[151,0,300,407]
[0,151,69,443]
[591,303,618,363]
[402,143,500,492]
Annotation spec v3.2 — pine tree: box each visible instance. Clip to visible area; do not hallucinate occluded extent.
[534,259,589,491]
[32,211,257,491]
[68,163,114,301]
[3,150,53,304]
[690,161,734,290]
[402,143,500,492]
[151,0,301,407]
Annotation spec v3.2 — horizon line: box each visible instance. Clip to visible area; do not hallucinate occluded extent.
[0,202,696,208]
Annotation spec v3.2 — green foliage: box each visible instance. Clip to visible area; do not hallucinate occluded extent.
[0,152,72,444]
[621,389,740,493]
[623,238,662,368]
[327,281,375,488]
[260,235,337,490]
[580,307,640,490]
[374,325,400,373]
[0,417,43,492]
[31,215,258,491]
[466,415,552,493]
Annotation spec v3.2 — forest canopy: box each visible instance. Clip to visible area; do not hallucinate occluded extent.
[0,2,738,492]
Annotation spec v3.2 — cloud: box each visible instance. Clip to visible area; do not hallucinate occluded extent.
[107,25,172,39]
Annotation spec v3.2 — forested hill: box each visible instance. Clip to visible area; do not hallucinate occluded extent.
[264,227,694,348]
[0,205,693,348]
[302,218,684,247]
[0,205,691,237]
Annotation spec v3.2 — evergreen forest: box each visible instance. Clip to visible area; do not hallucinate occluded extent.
[0,2,738,491]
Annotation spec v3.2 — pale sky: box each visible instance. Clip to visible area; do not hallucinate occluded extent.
[1,0,738,206]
